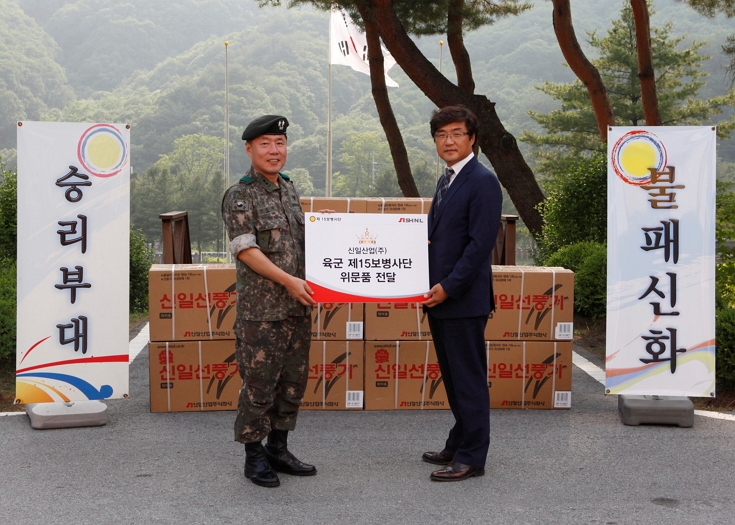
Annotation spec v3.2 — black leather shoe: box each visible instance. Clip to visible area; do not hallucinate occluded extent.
[244,442,280,487]
[422,449,454,465]
[265,429,317,476]
[430,462,485,482]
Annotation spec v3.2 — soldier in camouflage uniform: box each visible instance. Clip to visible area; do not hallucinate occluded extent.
[221,114,317,488]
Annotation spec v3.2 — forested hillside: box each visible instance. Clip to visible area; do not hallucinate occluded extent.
[2,0,735,246]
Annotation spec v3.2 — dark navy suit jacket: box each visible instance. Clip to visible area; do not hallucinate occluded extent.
[427,155,503,319]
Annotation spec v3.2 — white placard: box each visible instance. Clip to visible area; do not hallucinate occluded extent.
[16,122,130,404]
[305,213,429,302]
[606,126,716,397]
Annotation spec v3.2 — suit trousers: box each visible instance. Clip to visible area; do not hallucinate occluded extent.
[428,313,489,468]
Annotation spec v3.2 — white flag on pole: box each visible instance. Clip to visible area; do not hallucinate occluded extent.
[330,7,399,88]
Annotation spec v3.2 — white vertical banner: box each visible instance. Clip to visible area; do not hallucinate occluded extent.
[329,6,399,87]
[16,122,130,404]
[606,126,716,397]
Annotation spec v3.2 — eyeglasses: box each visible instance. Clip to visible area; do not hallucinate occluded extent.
[434,132,470,141]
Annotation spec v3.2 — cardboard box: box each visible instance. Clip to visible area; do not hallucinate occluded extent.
[486,266,574,341]
[149,340,240,412]
[365,198,433,214]
[149,264,237,342]
[301,341,364,410]
[312,302,365,340]
[363,302,431,340]
[486,340,572,410]
[150,264,365,342]
[300,197,367,213]
[364,341,449,410]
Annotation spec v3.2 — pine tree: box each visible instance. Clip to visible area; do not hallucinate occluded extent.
[521,3,735,175]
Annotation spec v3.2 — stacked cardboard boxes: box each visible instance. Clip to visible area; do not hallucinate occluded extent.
[485,266,575,410]
[364,341,449,410]
[147,199,575,412]
[302,341,364,411]
[149,340,239,412]
[148,263,367,412]
[148,264,240,412]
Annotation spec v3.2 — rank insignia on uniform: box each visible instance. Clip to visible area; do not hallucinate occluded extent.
[278,119,285,131]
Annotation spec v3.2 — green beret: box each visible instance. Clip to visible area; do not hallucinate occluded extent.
[241,115,289,141]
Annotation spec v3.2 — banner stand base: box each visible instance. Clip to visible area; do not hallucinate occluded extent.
[26,401,108,430]
[618,395,693,427]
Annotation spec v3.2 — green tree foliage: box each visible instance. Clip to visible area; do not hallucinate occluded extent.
[28,0,261,95]
[130,166,176,245]
[330,129,437,197]
[715,180,735,390]
[536,151,608,320]
[521,3,735,174]
[545,241,607,319]
[154,134,224,253]
[677,0,735,85]
[0,160,16,261]
[0,258,15,364]
[0,0,74,151]
[131,134,224,252]
[129,226,154,313]
[284,168,316,196]
[0,156,15,366]
[53,12,339,178]
[534,153,607,263]
[333,131,390,197]
[716,181,735,303]
[715,301,735,391]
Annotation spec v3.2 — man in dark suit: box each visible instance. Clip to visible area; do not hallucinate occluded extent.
[422,105,502,482]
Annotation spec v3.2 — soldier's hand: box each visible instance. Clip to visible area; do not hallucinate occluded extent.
[285,275,317,306]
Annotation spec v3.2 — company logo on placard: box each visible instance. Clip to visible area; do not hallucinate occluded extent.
[77,124,129,178]
[398,217,424,224]
[610,130,667,186]
[356,228,378,244]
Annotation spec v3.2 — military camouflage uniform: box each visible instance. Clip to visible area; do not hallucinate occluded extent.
[221,166,311,444]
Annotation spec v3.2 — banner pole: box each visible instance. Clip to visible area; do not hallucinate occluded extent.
[327,14,333,198]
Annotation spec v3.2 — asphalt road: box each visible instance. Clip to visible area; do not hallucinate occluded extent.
[1,327,734,525]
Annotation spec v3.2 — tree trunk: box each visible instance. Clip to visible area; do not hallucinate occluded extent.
[447,0,475,94]
[357,4,419,197]
[551,0,615,140]
[370,0,545,238]
[630,0,662,125]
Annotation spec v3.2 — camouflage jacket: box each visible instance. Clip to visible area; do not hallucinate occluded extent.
[221,167,310,326]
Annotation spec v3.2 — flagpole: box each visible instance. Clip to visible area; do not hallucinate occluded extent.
[326,13,333,197]
[435,40,444,183]
[224,41,231,263]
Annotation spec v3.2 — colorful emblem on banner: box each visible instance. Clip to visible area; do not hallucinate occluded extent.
[610,130,667,186]
[77,124,128,178]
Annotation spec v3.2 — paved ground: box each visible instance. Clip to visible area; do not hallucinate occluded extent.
[1,326,734,525]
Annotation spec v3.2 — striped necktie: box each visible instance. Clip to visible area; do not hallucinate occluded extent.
[435,167,454,211]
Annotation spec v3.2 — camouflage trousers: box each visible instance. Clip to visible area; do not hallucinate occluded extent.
[234,315,311,444]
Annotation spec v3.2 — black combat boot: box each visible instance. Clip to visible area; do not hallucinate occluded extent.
[264,429,317,476]
[244,441,280,487]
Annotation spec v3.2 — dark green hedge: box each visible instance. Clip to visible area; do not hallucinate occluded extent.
[545,241,607,320]
[0,260,15,365]
[534,152,607,263]
[130,226,154,313]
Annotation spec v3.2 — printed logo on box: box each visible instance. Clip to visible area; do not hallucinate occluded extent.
[309,351,359,401]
